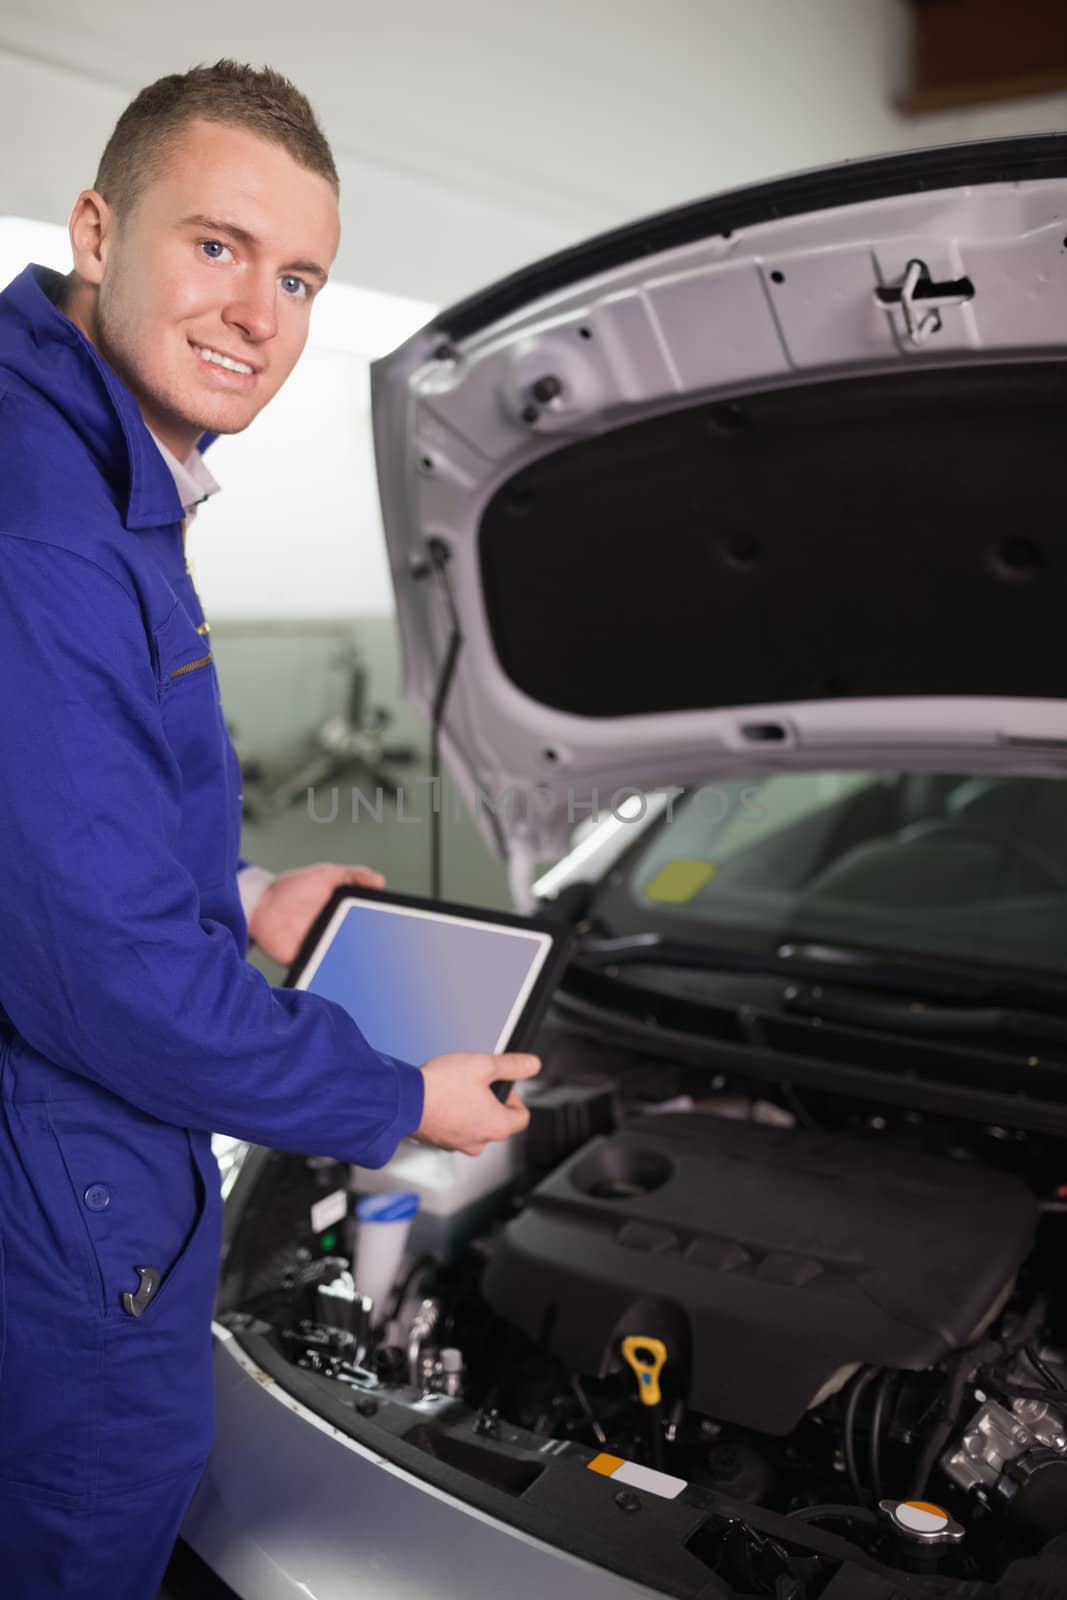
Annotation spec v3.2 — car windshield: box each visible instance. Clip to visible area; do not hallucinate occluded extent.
[591,771,1067,980]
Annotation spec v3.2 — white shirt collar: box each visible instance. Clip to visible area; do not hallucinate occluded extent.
[148,431,221,520]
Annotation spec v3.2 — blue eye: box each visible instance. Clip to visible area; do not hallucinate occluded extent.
[281,275,309,299]
[200,240,231,261]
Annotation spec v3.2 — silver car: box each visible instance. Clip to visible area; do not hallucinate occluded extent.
[183,135,1067,1600]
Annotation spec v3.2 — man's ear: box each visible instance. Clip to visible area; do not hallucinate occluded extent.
[68,190,114,287]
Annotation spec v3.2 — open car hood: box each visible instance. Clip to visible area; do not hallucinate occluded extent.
[371,137,1067,870]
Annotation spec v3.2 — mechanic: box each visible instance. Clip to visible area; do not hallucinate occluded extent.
[0,59,539,1599]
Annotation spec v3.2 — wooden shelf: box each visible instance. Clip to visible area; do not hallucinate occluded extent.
[899,0,1067,115]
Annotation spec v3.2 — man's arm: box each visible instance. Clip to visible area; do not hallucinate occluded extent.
[0,534,423,1166]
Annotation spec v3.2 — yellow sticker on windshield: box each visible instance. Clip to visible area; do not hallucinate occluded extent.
[644,859,717,903]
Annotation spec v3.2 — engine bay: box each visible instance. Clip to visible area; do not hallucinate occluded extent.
[483,1109,1037,1437]
[217,1012,1067,1599]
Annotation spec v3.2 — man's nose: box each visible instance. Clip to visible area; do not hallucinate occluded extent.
[223,276,278,343]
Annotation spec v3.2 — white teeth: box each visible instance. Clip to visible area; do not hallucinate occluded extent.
[193,344,253,376]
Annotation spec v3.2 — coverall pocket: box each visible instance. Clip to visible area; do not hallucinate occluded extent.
[49,1110,211,1324]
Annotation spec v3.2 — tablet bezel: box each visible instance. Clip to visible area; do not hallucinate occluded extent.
[284,884,574,1060]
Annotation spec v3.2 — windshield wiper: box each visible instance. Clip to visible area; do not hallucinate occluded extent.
[576,933,1067,1014]
[781,983,1067,1047]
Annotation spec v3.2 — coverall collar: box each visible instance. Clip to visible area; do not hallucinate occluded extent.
[0,263,212,533]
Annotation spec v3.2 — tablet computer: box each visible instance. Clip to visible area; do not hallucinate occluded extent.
[286,886,573,1095]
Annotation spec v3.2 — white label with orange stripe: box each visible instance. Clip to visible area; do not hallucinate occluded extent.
[587,1452,687,1500]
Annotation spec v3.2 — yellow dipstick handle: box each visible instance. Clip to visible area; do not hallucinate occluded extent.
[621,1336,668,1407]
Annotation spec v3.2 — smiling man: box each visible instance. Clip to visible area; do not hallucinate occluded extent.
[62,110,337,460]
[0,62,537,1599]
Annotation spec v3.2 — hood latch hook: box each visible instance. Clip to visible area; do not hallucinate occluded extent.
[876,258,975,348]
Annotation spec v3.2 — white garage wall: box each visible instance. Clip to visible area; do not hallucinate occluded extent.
[189,348,392,618]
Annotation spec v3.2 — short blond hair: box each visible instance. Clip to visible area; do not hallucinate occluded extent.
[94,59,339,219]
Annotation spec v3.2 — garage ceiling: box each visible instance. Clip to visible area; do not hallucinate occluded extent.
[0,0,910,231]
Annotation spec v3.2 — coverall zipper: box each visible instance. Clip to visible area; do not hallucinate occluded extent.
[169,654,213,680]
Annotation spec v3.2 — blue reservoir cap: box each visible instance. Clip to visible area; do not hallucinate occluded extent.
[356,1191,420,1223]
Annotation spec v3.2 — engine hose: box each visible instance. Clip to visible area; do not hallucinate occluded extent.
[908,1351,972,1500]
[709,1493,931,1597]
[843,1366,880,1506]
[868,1370,895,1504]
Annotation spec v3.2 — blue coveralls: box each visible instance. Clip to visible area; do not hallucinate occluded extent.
[0,265,425,1597]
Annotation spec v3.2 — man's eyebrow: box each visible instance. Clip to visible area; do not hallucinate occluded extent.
[177,213,329,284]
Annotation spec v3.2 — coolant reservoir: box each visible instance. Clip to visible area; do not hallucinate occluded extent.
[351,1137,520,1261]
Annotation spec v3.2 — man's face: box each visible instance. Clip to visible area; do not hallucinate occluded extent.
[77,119,340,459]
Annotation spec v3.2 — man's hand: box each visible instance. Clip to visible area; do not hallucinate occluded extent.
[416,1052,541,1156]
[248,861,386,967]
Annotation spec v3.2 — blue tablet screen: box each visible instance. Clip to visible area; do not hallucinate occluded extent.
[294,899,554,1066]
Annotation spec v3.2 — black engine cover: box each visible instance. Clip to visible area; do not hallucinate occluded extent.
[482,1114,1036,1434]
